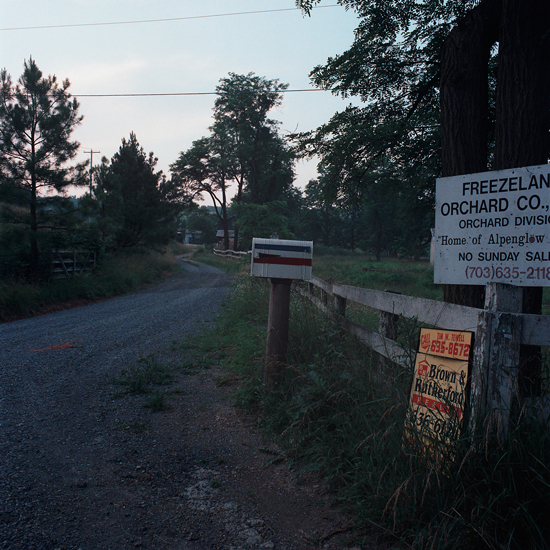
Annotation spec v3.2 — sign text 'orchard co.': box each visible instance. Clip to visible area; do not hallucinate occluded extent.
[434,164,550,285]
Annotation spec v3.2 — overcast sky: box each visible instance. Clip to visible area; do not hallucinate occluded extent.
[1,0,360,199]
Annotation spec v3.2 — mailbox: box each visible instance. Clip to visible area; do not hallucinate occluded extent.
[251,238,313,280]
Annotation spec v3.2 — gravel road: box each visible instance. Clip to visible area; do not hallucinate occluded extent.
[0,261,355,550]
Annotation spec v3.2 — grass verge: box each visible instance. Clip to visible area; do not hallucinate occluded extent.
[112,354,173,396]
[0,246,183,322]
[191,247,250,273]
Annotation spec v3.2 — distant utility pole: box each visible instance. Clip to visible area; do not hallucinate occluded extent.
[84,149,100,195]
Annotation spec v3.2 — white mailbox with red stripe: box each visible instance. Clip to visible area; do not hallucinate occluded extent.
[251,238,313,280]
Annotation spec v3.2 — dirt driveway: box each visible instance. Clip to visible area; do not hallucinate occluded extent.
[0,261,358,550]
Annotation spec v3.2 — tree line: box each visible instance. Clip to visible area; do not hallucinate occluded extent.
[2,0,547,292]
[0,58,432,282]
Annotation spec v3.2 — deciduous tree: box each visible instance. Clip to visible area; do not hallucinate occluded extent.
[172,73,296,250]
[296,0,549,295]
[170,134,233,250]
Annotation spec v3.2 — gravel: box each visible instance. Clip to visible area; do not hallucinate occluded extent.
[0,261,357,550]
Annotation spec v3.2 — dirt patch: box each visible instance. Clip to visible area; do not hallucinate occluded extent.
[2,362,364,549]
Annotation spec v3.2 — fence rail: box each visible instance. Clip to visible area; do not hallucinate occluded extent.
[299,275,550,427]
[213,248,250,258]
[304,275,550,349]
[51,249,96,279]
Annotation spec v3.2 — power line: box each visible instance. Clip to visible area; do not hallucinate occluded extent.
[0,5,339,32]
[72,89,328,98]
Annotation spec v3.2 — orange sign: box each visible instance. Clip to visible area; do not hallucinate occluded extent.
[418,328,471,360]
[405,328,473,458]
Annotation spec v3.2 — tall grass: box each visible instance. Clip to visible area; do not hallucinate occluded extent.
[192,247,250,273]
[191,264,550,549]
[0,248,179,322]
[313,255,442,300]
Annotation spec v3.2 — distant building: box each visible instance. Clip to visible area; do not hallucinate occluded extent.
[215,229,235,249]
[184,230,202,245]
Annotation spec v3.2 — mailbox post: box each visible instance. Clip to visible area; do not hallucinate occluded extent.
[251,238,313,386]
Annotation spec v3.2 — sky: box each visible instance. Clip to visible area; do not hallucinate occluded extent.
[1,0,361,200]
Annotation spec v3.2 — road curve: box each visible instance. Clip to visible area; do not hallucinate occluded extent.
[0,261,232,549]
[0,261,352,550]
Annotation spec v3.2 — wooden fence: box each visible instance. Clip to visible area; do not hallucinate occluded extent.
[51,249,96,279]
[299,276,550,429]
[213,248,250,259]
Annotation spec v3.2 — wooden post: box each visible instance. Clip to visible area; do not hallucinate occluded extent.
[379,312,399,372]
[471,282,522,436]
[378,291,400,371]
[334,294,347,317]
[264,278,292,387]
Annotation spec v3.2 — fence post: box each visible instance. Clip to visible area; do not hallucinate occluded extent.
[334,294,347,317]
[470,282,522,436]
[379,313,399,371]
[264,278,292,387]
[378,291,400,371]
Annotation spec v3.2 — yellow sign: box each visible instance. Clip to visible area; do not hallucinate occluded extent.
[404,328,473,458]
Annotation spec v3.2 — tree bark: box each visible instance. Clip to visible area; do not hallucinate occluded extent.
[373,207,381,261]
[440,0,549,396]
[30,149,40,281]
[440,0,502,308]
[494,0,550,171]
[494,0,550,397]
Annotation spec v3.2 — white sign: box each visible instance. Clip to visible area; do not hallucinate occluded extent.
[251,238,313,280]
[434,164,550,286]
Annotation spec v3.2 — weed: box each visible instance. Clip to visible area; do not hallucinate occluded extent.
[112,354,173,396]
[143,390,170,412]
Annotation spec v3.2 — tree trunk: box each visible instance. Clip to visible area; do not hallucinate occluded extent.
[373,207,381,261]
[220,175,230,251]
[494,0,550,397]
[349,209,356,251]
[232,172,245,251]
[440,0,501,307]
[29,167,40,281]
[494,0,550,171]
[222,212,230,251]
[233,226,239,251]
[440,0,549,395]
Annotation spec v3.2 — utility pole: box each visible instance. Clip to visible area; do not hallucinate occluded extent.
[84,149,100,195]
